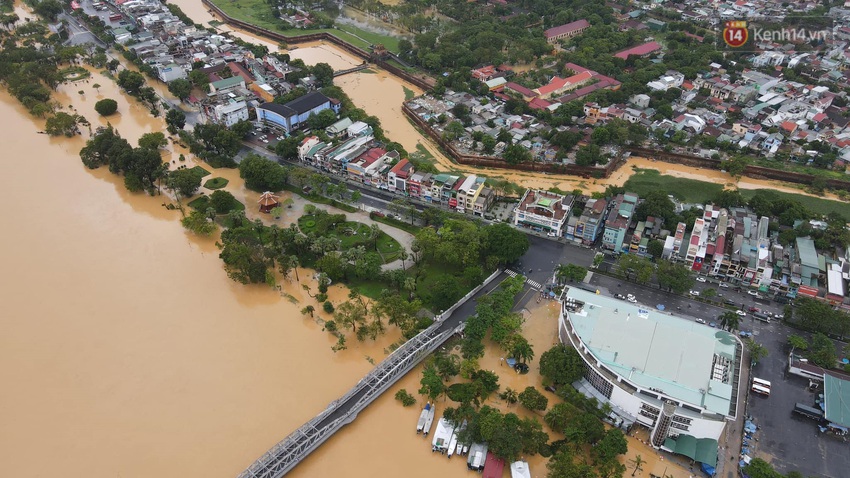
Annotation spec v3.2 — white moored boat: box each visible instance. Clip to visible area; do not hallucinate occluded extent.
[431,418,455,453]
[421,403,436,436]
[416,403,432,434]
[510,460,532,478]
[466,443,488,471]
[446,433,458,458]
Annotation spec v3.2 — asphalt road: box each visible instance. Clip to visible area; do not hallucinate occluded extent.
[745,321,850,478]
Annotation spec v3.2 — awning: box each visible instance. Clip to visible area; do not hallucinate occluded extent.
[663,435,718,467]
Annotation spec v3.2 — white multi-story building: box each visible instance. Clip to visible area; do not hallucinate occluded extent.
[558,288,742,468]
[513,189,573,236]
[211,100,249,127]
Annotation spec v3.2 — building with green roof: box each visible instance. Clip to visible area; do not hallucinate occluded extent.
[823,373,850,429]
[559,287,743,465]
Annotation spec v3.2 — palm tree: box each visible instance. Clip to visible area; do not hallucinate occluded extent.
[289,255,300,282]
[719,311,740,331]
[229,209,246,228]
[399,247,409,270]
[92,83,101,92]
[629,455,645,476]
[500,388,519,406]
[403,276,417,300]
[369,224,381,251]
[301,305,314,317]
[510,336,535,364]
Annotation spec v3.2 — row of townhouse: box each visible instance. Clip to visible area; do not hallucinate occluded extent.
[297,133,497,216]
[655,203,850,304]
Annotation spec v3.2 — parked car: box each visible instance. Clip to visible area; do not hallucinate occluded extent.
[615,293,626,300]
[736,310,747,317]
[627,297,638,304]
[689,290,700,296]
[695,277,707,283]
[547,232,557,237]
[749,306,760,313]
[718,283,729,288]
[709,322,717,328]
[696,318,707,324]
[747,290,759,296]
[740,331,753,338]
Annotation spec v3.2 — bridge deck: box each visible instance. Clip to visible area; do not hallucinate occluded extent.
[236,270,516,478]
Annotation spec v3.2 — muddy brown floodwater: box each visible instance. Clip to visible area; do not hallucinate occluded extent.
[0,66,408,477]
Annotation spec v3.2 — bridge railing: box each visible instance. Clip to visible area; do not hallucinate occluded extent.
[236,270,507,478]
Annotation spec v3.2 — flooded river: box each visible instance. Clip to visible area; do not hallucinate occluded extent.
[0,65,403,477]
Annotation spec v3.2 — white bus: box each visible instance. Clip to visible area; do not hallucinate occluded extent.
[752,377,771,390]
[751,384,770,396]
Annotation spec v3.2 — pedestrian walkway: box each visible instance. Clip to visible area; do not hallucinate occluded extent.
[505,269,542,290]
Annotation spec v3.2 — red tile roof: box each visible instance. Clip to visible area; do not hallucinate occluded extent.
[504,82,537,98]
[389,158,413,177]
[614,41,661,60]
[544,19,590,39]
[535,71,593,96]
[781,121,798,133]
[529,97,553,110]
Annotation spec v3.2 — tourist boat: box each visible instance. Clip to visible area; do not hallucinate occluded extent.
[446,433,458,458]
[416,402,432,434]
[431,418,455,453]
[510,460,532,478]
[466,443,488,471]
[454,420,467,455]
[421,403,436,436]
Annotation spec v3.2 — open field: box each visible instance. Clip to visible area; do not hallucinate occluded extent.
[209,0,400,52]
[623,169,850,217]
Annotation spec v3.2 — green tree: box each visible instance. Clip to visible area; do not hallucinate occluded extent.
[210,190,239,214]
[188,69,209,90]
[419,364,445,401]
[616,254,653,284]
[656,260,694,294]
[629,455,645,476]
[787,334,808,352]
[555,263,588,283]
[165,108,186,134]
[301,305,314,317]
[725,155,750,180]
[646,239,664,259]
[575,144,607,166]
[499,387,519,406]
[509,335,535,364]
[33,0,63,20]
[117,70,146,95]
[718,311,740,331]
[311,62,335,87]
[481,222,528,265]
[167,78,192,100]
[593,428,628,464]
[518,386,548,412]
[742,458,783,478]
[138,131,167,150]
[503,144,532,164]
[395,388,417,406]
[547,449,598,478]
[181,209,216,236]
[94,98,118,116]
[306,108,338,130]
[809,333,837,368]
[745,338,769,365]
[539,344,585,387]
[238,154,288,191]
[167,168,203,197]
[44,112,80,137]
